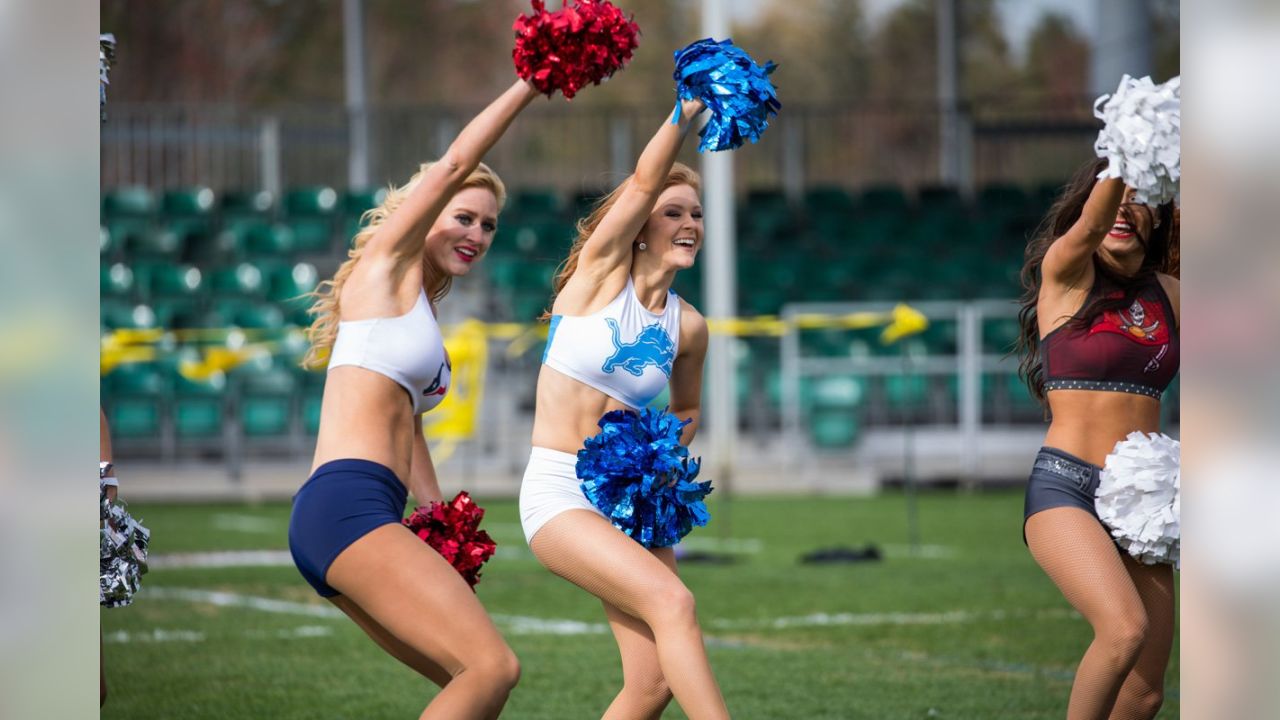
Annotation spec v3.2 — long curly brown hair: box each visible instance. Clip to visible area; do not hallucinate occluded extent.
[540,162,702,322]
[1014,157,1180,408]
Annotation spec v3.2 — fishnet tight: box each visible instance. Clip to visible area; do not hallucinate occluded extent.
[530,510,730,720]
[1026,507,1175,720]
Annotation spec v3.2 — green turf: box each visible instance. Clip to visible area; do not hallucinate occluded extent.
[102,492,1179,719]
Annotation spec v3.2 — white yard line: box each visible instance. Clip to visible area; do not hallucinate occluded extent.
[141,586,1080,640]
[141,586,345,618]
[149,550,294,569]
[211,513,284,534]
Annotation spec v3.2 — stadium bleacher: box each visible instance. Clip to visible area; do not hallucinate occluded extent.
[104,182,1166,455]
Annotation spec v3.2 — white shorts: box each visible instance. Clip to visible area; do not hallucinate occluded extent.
[519,446,606,545]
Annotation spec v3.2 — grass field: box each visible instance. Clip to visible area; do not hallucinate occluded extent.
[101,491,1179,719]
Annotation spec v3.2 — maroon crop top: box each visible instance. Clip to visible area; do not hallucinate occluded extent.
[1040,277,1179,399]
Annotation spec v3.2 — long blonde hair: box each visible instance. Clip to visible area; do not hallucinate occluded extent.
[541,162,701,321]
[301,162,507,369]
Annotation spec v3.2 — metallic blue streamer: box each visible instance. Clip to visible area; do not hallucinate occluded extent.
[577,407,713,548]
[672,38,780,153]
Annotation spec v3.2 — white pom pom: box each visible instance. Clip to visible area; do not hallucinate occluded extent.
[1096,431,1180,567]
[1094,75,1181,206]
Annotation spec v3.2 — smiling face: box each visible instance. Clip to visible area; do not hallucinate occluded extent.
[1101,186,1156,259]
[637,184,704,270]
[424,186,499,277]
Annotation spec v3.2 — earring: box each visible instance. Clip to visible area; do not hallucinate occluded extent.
[637,242,647,251]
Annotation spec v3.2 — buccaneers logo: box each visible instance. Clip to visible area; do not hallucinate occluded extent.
[1118,300,1161,340]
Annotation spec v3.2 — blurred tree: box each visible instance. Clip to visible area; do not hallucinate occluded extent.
[865,1,934,107]
[1024,13,1091,112]
[99,0,1175,111]
[732,0,870,103]
[1151,0,1180,81]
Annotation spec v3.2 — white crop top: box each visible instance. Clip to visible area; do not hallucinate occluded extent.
[542,277,682,409]
[328,289,451,415]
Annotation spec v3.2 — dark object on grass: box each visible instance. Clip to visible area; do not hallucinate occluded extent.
[677,550,736,565]
[799,544,883,564]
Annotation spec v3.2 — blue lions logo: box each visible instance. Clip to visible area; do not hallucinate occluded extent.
[602,319,675,377]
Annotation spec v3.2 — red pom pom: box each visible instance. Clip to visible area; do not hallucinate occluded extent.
[513,0,640,99]
[402,491,497,589]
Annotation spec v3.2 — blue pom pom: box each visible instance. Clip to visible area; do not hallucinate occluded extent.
[672,38,781,153]
[577,408,713,548]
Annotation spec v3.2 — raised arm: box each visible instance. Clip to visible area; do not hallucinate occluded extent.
[366,79,541,262]
[1042,176,1126,286]
[575,99,704,278]
[668,304,708,447]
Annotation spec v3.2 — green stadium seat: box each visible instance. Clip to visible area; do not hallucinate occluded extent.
[116,223,177,260]
[267,262,319,303]
[808,412,860,448]
[155,300,210,330]
[158,189,218,258]
[978,183,1028,216]
[343,188,388,217]
[144,264,204,300]
[1003,372,1041,417]
[286,218,336,254]
[860,185,909,217]
[225,302,286,330]
[569,188,607,219]
[301,388,324,435]
[812,374,866,408]
[487,257,522,291]
[799,328,854,358]
[739,204,791,244]
[742,287,787,316]
[511,292,551,323]
[342,188,388,243]
[1033,182,1063,214]
[221,190,275,218]
[104,363,167,439]
[884,373,929,411]
[807,375,866,448]
[166,303,229,330]
[920,321,958,355]
[100,225,115,257]
[209,262,267,298]
[284,186,339,217]
[100,263,135,300]
[916,185,963,221]
[513,262,557,293]
[101,301,158,330]
[803,186,855,216]
[237,365,297,438]
[270,263,320,323]
[161,187,216,216]
[171,369,227,439]
[509,188,561,219]
[242,223,296,257]
[102,187,156,219]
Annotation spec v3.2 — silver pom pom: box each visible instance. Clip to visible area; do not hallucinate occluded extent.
[1096,431,1180,567]
[1093,74,1181,206]
[100,33,117,122]
[101,485,150,608]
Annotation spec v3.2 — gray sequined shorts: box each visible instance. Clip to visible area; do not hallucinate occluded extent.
[1022,446,1103,543]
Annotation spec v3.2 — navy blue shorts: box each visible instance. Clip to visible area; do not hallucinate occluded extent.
[288,459,408,597]
[1022,446,1103,543]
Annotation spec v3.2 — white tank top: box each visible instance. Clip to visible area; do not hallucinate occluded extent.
[542,276,682,410]
[328,289,451,415]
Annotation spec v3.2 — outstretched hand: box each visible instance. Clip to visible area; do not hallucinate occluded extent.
[678,98,706,122]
